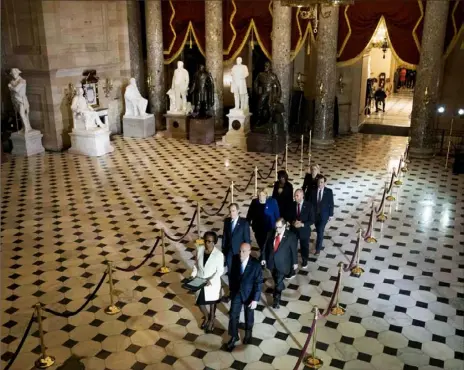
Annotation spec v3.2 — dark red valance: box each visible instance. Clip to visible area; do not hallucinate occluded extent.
[444,0,464,57]
[337,0,424,66]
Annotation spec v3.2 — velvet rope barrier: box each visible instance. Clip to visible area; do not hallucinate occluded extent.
[375,187,387,215]
[319,274,341,318]
[164,209,198,242]
[234,172,255,193]
[43,272,108,318]
[200,187,231,216]
[291,312,318,370]
[362,205,377,243]
[344,231,361,272]
[115,237,161,272]
[4,312,35,370]
[258,159,276,180]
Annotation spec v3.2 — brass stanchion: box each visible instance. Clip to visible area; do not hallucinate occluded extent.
[254,166,258,198]
[445,117,454,169]
[300,135,304,164]
[376,185,388,222]
[105,263,121,315]
[304,306,323,369]
[365,204,377,243]
[275,155,278,182]
[351,229,365,277]
[196,202,201,239]
[394,158,403,186]
[160,229,171,274]
[230,181,234,204]
[330,262,346,316]
[34,304,55,368]
[404,138,410,164]
[386,169,396,201]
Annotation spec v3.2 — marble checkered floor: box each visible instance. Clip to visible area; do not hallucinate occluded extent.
[363,93,413,127]
[1,133,463,370]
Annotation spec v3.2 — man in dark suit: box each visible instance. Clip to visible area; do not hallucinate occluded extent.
[261,218,297,309]
[288,189,314,269]
[222,203,251,271]
[227,243,263,351]
[310,176,334,256]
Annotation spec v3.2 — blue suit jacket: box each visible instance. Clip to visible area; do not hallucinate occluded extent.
[229,256,263,304]
[311,187,334,223]
[222,216,251,259]
[246,197,280,233]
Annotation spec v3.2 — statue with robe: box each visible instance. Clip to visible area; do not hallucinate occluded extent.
[8,68,33,133]
[253,61,282,126]
[230,57,249,114]
[189,65,214,118]
[124,78,148,117]
[71,86,107,130]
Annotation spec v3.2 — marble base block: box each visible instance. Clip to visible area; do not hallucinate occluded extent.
[11,130,45,156]
[247,132,286,154]
[189,117,215,145]
[69,129,114,157]
[164,113,189,139]
[123,114,156,138]
[222,111,251,150]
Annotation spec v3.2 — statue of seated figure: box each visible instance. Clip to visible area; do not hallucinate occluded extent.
[124,78,148,117]
[71,87,106,131]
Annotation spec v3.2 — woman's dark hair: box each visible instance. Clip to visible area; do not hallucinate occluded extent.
[277,170,288,182]
[203,231,218,244]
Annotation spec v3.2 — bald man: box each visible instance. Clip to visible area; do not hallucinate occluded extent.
[227,243,263,351]
[289,189,315,269]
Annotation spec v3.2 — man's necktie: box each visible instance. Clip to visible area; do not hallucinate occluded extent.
[318,190,322,204]
[231,220,236,233]
[274,234,281,252]
[240,263,245,275]
[297,203,301,219]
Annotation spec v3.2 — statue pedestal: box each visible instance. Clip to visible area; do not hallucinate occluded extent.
[123,114,156,138]
[189,117,215,145]
[221,111,251,150]
[69,128,114,157]
[247,132,286,154]
[11,130,45,156]
[164,113,189,139]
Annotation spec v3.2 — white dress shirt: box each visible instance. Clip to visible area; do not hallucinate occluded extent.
[241,256,249,274]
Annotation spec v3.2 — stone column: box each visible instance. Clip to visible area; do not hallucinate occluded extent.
[409,1,449,158]
[272,0,292,134]
[145,0,165,129]
[205,0,223,128]
[127,0,145,95]
[313,5,339,147]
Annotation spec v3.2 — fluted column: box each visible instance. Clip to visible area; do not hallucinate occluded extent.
[313,4,339,148]
[205,0,223,128]
[272,0,292,134]
[409,1,449,158]
[127,0,145,94]
[145,0,165,129]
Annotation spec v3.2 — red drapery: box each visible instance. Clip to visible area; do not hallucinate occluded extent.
[444,0,464,57]
[337,0,424,66]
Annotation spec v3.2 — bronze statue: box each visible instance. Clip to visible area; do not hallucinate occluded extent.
[189,65,214,118]
[253,61,282,125]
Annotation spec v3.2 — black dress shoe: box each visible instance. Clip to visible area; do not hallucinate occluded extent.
[227,337,239,351]
[222,295,230,303]
[200,318,208,330]
[243,330,252,344]
[272,298,280,309]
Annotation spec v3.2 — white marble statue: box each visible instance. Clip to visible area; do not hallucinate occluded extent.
[124,78,148,117]
[170,61,190,113]
[231,57,249,114]
[166,88,176,112]
[71,87,106,131]
[8,68,34,133]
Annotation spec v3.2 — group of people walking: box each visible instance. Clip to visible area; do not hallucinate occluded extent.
[189,165,335,351]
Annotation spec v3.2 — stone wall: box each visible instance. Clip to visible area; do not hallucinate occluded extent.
[1,0,132,150]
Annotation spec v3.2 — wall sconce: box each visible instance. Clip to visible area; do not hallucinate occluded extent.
[381,38,389,59]
[297,72,306,91]
[65,83,76,104]
[318,82,325,107]
[338,74,345,94]
[147,75,155,93]
[424,87,430,106]
[102,78,113,98]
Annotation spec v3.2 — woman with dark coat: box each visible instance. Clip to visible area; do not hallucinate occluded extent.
[302,164,323,201]
[272,170,294,222]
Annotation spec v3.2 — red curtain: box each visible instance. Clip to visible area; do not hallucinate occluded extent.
[162,0,205,64]
[445,0,464,55]
[337,0,424,65]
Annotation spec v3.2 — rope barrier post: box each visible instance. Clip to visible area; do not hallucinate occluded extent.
[377,185,388,222]
[351,229,365,277]
[285,142,288,173]
[394,158,403,186]
[105,262,121,315]
[230,181,234,204]
[445,117,454,169]
[386,170,396,201]
[254,166,258,198]
[404,138,410,164]
[304,306,323,369]
[300,134,304,164]
[34,304,55,369]
[275,155,278,181]
[160,229,171,274]
[196,202,201,239]
[365,202,377,243]
[330,262,346,316]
